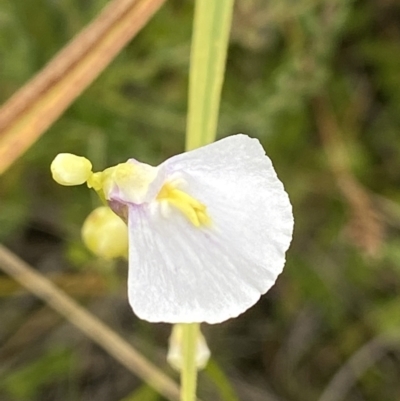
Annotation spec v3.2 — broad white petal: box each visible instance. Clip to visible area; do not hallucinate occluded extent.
[128,134,293,324]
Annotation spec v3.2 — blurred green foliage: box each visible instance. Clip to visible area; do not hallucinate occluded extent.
[1,0,400,400]
[1,347,76,401]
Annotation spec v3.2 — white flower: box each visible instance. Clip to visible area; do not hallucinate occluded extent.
[52,134,294,324]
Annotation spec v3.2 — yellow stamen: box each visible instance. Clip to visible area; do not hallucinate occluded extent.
[157,183,211,227]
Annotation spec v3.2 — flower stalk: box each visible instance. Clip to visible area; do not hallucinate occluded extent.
[181,323,200,401]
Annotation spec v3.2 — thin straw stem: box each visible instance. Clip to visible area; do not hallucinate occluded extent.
[0,244,182,401]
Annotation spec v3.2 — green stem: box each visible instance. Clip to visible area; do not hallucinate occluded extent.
[186,0,235,151]
[181,0,234,400]
[181,323,200,401]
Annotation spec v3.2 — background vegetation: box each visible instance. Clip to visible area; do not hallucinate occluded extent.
[1,0,400,400]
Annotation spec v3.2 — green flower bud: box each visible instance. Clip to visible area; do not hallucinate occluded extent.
[51,153,92,186]
[81,207,128,259]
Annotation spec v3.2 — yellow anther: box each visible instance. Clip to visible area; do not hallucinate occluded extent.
[51,153,92,186]
[157,183,211,227]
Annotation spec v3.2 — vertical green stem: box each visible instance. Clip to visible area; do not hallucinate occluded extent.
[181,1,235,400]
[186,0,235,150]
[181,323,200,401]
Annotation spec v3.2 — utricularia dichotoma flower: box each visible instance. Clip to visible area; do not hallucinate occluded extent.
[51,134,293,324]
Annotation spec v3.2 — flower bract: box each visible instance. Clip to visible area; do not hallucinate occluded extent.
[167,324,210,371]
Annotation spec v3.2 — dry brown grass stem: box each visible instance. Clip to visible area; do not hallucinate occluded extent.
[0,244,183,401]
[0,0,166,175]
[0,273,110,297]
[313,96,384,258]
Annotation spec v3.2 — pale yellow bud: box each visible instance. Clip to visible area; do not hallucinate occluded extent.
[167,324,211,371]
[51,153,92,186]
[81,207,128,259]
